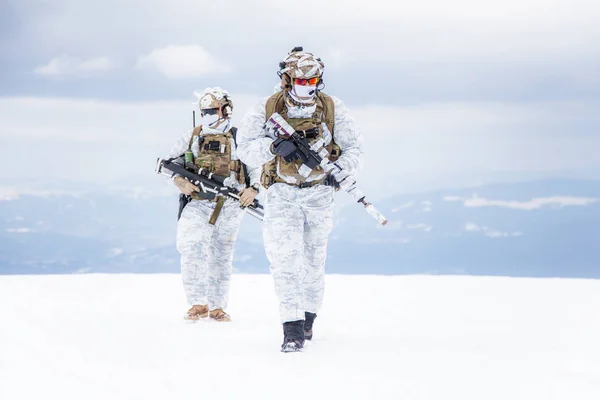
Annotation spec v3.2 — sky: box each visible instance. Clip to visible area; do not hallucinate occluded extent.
[1,0,599,199]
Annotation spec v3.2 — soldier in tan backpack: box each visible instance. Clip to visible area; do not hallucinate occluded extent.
[164,87,261,322]
[236,47,364,352]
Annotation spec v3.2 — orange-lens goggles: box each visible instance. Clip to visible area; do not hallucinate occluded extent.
[294,77,319,86]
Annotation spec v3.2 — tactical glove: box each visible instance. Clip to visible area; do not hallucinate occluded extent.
[271,138,300,162]
[325,174,341,190]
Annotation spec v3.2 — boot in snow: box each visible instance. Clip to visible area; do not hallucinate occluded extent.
[184,304,209,320]
[281,320,305,352]
[304,312,317,340]
[209,308,231,322]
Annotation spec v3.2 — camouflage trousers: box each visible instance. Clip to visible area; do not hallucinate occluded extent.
[263,183,335,323]
[176,198,244,310]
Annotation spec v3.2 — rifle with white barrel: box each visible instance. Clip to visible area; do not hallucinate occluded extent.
[265,113,388,225]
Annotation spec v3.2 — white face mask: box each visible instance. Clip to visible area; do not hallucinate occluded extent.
[201,113,220,127]
[292,84,317,101]
[200,114,229,133]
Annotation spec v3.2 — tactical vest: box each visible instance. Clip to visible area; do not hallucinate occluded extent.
[261,92,341,189]
[186,126,247,201]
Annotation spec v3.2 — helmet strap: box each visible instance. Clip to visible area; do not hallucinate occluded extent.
[280,73,292,91]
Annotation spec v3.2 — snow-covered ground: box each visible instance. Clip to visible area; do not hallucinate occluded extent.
[1,274,599,400]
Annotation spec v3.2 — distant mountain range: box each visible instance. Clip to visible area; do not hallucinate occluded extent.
[1,178,599,278]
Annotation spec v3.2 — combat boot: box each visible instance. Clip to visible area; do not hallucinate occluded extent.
[304,312,317,340]
[281,320,305,352]
[209,308,231,322]
[184,304,209,320]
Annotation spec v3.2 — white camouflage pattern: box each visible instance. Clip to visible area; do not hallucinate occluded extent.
[263,183,334,322]
[279,51,324,79]
[194,87,232,110]
[166,125,260,309]
[176,199,244,309]
[237,90,364,323]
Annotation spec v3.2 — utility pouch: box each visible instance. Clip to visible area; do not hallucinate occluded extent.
[204,141,221,152]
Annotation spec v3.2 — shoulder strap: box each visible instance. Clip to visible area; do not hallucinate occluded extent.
[230,127,239,145]
[230,127,251,188]
[317,92,335,135]
[188,126,202,150]
[265,91,285,120]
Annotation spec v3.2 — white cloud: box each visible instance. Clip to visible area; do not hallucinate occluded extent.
[135,45,231,79]
[78,58,115,71]
[0,187,89,198]
[420,201,433,213]
[34,55,116,76]
[406,223,433,232]
[376,220,403,230]
[0,94,260,184]
[0,189,19,201]
[465,222,482,232]
[6,228,34,233]
[21,0,600,86]
[485,230,523,238]
[392,201,414,212]
[0,94,259,143]
[365,237,412,244]
[352,100,600,198]
[266,0,596,24]
[447,196,599,210]
[1,96,600,197]
[465,222,522,238]
[443,196,462,202]
[108,248,124,257]
[465,196,599,210]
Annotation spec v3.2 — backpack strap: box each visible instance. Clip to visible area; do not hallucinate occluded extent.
[317,92,335,135]
[265,91,285,121]
[188,126,202,150]
[230,127,251,188]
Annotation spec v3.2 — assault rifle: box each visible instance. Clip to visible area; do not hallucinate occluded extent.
[155,157,265,221]
[265,113,388,225]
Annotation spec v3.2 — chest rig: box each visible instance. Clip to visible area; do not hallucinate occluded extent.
[185,126,247,201]
[261,91,341,189]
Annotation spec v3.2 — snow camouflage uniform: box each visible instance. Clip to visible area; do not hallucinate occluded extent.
[236,48,364,351]
[166,88,260,322]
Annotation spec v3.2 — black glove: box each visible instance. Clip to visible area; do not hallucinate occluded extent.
[325,174,341,190]
[272,138,300,162]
